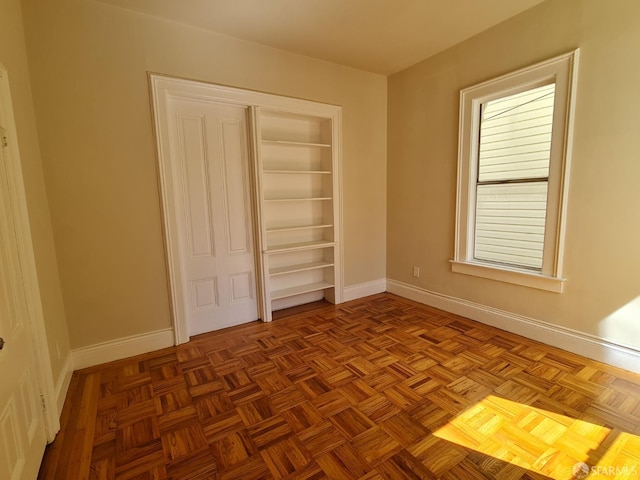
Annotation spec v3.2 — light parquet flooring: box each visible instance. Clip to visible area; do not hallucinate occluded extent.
[39,294,640,480]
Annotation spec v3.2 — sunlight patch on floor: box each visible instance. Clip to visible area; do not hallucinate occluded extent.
[433,395,640,479]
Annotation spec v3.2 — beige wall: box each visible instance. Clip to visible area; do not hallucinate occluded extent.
[388,0,640,350]
[21,0,387,348]
[0,0,70,381]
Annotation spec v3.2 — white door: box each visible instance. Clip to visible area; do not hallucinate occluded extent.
[166,99,258,336]
[0,142,47,480]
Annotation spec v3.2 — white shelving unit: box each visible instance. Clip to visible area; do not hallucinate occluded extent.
[254,107,342,321]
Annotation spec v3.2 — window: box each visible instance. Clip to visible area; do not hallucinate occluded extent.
[452,51,579,293]
[475,83,555,270]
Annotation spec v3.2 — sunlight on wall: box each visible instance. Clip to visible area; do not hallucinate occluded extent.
[599,296,640,352]
[433,395,640,479]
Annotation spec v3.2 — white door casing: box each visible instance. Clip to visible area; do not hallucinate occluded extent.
[150,74,344,344]
[0,66,51,480]
[160,97,259,337]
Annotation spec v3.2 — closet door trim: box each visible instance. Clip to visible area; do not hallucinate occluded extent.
[149,74,343,344]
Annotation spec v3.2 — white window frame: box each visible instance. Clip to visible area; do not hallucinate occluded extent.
[451,50,580,293]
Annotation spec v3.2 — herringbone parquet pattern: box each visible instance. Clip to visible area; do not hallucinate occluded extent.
[39,294,640,479]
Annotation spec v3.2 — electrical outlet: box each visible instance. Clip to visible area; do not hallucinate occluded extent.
[413,266,420,277]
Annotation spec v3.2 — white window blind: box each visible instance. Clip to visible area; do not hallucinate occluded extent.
[474,84,555,270]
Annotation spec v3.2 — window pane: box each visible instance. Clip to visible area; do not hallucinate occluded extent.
[474,182,548,269]
[478,84,555,182]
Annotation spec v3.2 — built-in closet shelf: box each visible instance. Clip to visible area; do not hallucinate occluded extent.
[271,282,334,300]
[263,170,331,175]
[266,224,333,233]
[265,240,335,254]
[262,139,331,148]
[264,197,332,202]
[269,261,334,277]
[256,105,341,321]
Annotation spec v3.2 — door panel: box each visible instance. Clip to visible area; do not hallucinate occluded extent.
[220,120,251,254]
[179,115,215,258]
[168,100,258,336]
[0,144,47,480]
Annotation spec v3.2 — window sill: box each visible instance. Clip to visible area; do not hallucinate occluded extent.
[450,260,565,293]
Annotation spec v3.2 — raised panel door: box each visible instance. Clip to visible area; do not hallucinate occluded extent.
[0,142,47,480]
[167,99,258,335]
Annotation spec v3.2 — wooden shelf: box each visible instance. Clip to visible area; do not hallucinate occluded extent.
[271,281,334,300]
[257,106,341,320]
[266,240,335,254]
[262,139,331,148]
[270,261,334,276]
[266,224,332,233]
[264,197,332,202]
[263,170,331,175]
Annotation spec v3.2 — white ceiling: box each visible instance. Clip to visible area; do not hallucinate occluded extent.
[97,0,546,75]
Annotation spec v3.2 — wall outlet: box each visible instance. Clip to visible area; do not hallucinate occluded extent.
[412,266,420,277]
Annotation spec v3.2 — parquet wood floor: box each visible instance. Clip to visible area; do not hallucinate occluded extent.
[39,294,640,480]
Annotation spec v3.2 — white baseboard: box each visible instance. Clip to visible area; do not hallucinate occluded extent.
[72,328,174,370]
[343,278,387,302]
[387,279,640,374]
[54,352,74,417]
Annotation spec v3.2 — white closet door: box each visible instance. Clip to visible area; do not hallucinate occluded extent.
[167,99,258,336]
[0,144,47,480]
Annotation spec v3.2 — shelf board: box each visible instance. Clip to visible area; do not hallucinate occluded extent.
[266,224,333,233]
[266,240,335,253]
[263,170,331,175]
[270,261,334,276]
[262,139,331,148]
[264,197,332,202]
[271,281,334,300]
